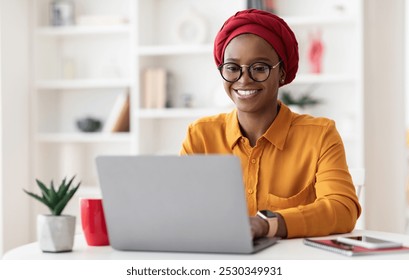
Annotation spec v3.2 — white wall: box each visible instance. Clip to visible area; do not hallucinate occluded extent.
[0,0,408,256]
[405,0,409,235]
[404,6,409,236]
[0,0,31,255]
[406,1,409,130]
[363,0,407,232]
[0,0,3,255]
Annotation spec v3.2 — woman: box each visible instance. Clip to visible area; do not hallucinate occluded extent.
[180,9,361,239]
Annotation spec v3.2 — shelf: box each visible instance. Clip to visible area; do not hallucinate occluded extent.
[35,79,131,90]
[292,74,356,84]
[36,132,132,143]
[137,108,230,119]
[35,25,131,36]
[138,44,213,56]
[76,185,102,197]
[283,15,357,27]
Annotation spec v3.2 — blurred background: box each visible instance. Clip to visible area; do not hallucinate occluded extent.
[1,0,408,256]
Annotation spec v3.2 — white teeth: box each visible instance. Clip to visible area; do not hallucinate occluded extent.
[236,89,258,96]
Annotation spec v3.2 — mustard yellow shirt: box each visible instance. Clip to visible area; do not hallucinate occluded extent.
[180,103,361,238]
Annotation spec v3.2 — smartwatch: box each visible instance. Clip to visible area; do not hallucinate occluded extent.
[257,210,278,238]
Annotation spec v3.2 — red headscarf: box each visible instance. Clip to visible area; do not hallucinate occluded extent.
[214,9,299,86]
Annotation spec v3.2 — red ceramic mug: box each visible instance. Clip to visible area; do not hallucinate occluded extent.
[80,198,109,246]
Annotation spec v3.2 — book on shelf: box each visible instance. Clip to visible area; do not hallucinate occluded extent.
[142,67,167,109]
[104,91,130,133]
[303,237,409,257]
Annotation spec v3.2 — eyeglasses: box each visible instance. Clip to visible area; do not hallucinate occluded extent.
[218,61,281,83]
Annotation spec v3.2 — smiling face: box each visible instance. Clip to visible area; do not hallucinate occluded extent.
[222,34,285,115]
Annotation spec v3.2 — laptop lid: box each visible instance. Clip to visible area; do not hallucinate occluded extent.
[95,155,277,254]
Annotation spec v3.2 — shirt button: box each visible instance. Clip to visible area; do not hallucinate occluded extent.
[248,189,254,194]
[251,159,256,164]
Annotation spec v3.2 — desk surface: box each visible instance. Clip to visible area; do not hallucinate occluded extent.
[3,230,409,260]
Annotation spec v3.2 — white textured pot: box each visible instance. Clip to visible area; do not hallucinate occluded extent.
[37,214,76,253]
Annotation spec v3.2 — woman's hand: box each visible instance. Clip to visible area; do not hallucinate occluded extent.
[250,213,288,239]
[250,216,269,239]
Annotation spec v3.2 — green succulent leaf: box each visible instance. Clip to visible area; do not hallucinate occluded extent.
[23,189,48,205]
[49,180,58,207]
[24,175,81,216]
[53,183,80,215]
[56,177,68,198]
[35,179,51,201]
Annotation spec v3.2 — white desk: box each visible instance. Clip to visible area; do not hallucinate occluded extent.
[3,230,409,260]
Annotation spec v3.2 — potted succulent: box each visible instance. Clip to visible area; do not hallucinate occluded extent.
[23,175,81,252]
[279,91,321,114]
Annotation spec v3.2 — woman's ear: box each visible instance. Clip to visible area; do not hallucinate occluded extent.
[280,69,287,85]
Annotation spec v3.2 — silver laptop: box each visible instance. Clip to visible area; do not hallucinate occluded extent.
[95,155,278,254]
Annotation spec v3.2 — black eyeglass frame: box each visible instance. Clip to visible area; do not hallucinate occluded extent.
[217,60,281,83]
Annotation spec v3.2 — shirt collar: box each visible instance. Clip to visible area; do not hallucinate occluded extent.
[263,101,293,150]
[226,109,242,149]
[226,101,293,150]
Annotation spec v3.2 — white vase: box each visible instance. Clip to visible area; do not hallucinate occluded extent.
[37,214,76,252]
[49,0,75,26]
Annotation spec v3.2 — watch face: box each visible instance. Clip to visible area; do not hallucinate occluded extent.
[260,210,276,218]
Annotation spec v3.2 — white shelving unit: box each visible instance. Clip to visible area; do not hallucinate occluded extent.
[133,0,246,155]
[30,0,364,220]
[132,0,363,167]
[276,0,364,169]
[30,0,136,221]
